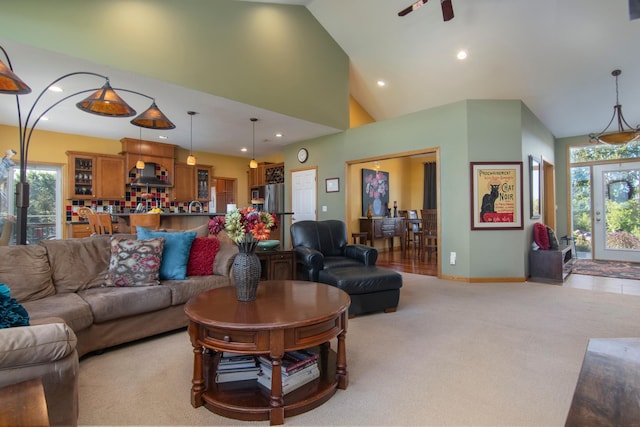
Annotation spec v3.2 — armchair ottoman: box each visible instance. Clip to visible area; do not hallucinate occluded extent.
[291,220,403,316]
[318,266,402,316]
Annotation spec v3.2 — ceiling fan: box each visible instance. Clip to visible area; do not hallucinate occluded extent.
[398,0,454,21]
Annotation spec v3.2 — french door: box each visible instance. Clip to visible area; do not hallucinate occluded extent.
[592,161,640,262]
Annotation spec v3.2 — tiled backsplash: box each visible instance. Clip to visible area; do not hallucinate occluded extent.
[66,164,206,222]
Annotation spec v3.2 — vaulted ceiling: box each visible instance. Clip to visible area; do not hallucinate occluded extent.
[2,0,639,158]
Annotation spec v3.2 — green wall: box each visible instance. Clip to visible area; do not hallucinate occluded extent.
[0,0,349,130]
[285,100,556,280]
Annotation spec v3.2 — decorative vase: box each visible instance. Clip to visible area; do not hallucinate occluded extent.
[366,204,373,219]
[232,237,261,302]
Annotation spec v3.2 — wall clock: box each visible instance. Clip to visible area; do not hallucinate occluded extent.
[297,148,308,163]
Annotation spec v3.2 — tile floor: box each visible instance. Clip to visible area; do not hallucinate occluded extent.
[563,273,640,296]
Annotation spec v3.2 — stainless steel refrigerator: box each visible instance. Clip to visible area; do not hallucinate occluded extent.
[263,183,285,214]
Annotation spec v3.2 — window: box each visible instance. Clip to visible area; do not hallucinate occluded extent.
[4,164,63,244]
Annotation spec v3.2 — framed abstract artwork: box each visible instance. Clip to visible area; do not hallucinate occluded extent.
[470,161,523,230]
[362,168,389,217]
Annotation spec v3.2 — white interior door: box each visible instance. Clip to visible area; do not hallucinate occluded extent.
[592,161,640,262]
[291,169,316,223]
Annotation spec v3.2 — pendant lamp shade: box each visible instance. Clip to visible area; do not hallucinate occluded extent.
[0,59,31,94]
[131,101,176,129]
[589,69,640,145]
[187,111,197,166]
[76,81,136,117]
[249,117,258,169]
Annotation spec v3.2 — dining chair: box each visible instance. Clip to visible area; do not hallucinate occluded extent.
[86,212,101,236]
[129,213,161,234]
[420,209,438,262]
[407,210,423,255]
[96,213,114,234]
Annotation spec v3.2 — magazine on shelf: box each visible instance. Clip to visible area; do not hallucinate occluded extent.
[257,365,320,394]
[217,354,258,371]
[215,366,260,383]
[258,349,318,374]
[259,358,318,379]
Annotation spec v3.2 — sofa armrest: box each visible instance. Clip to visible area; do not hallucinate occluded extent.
[293,246,324,281]
[0,322,77,368]
[345,244,378,266]
[0,322,79,427]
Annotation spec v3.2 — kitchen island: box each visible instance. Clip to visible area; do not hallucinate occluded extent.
[67,212,222,238]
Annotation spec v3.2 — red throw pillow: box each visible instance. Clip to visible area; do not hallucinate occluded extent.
[187,237,220,276]
[533,222,550,250]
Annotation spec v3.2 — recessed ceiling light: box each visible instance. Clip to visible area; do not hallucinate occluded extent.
[241,147,248,152]
[48,86,63,93]
[457,50,467,60]
[275,133,283,138]
[41,115,49,121]
[158,135,168,139]
[377,80,386,87]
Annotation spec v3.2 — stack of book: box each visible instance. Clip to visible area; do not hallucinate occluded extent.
[215,352,260,384]
[257,349,320,395]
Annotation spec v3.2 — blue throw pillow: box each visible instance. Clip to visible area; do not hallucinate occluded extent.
[136,228,197,280]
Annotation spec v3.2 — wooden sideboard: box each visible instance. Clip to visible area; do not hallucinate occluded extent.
[359,217,406,254]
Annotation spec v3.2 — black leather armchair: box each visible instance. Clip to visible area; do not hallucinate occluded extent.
[290,220,378,282]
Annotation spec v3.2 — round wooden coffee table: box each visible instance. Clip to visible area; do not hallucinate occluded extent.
[184,280,350,425]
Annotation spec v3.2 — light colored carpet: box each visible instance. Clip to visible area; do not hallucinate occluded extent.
[78,274,640,426]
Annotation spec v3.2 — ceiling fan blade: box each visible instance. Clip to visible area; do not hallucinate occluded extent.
[441,0,454,21]
[398,0,429,17]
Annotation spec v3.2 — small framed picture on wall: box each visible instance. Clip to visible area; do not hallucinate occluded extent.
[325,177,340,193]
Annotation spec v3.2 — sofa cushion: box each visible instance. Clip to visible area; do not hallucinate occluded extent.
[78,286,172,323]
[136,228,197,280]
[0,321,77,368]
[105,237,165,287]
[0,245,55,303]
[22,292,94,333]
[40,237,111,293]
[163,275,231,305]
[213,232,239,277]
[187,237,220,276]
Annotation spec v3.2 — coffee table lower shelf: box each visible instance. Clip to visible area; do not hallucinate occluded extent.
[201,350,339,422]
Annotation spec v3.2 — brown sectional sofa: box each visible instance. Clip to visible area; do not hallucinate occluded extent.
[0,231,238,426]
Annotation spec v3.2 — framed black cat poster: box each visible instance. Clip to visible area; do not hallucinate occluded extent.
[470,161,523,230]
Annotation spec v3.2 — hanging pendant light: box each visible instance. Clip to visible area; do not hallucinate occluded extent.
[589,69,640,145]
[136,127,145,170]
[187,111,197,166]
[249,117,258,169]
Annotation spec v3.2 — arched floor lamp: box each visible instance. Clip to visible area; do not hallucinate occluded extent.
[0,44,175,244]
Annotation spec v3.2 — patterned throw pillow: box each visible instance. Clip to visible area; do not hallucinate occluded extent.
[136,229,197,280]
[533,222,550,250]
[187,237,220,276]
[105,237,165,287]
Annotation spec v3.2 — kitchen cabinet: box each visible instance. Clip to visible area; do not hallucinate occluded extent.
[196,166,211,202]
[173,163,195,202]
[214,178,236,212]
[67,152,125,200]
[249,162,272,188]
[172,163,212,202]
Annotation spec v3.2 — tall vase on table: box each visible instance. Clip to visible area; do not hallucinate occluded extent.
[232,235,261,302]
